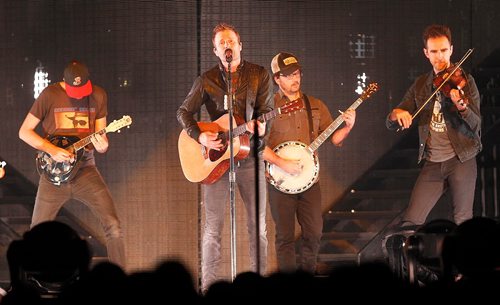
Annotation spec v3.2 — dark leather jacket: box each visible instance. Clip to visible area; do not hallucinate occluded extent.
[177,60,273,151]
[386,70,481,163]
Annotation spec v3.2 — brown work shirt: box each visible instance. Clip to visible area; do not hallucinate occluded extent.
[267,91,333,149]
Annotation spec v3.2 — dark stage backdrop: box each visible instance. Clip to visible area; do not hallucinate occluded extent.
[1,0,499,287]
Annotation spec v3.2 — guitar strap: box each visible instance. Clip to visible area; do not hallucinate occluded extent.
[302,94,315,143]
[84,95,95,159]
[86,95,94,133]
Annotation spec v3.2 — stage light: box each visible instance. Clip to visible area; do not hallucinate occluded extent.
[34,64,50,99]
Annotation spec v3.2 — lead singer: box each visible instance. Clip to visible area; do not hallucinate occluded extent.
[177,22,273,293]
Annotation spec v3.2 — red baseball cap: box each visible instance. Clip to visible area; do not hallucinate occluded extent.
[63,60,93,99]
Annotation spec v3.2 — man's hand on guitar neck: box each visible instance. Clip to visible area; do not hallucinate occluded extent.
[90,133,109,153]
[245,120,266,137]
[199,131,223,151]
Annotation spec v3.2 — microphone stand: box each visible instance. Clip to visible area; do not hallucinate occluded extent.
[253,119,261,275]
[225,53,237,281]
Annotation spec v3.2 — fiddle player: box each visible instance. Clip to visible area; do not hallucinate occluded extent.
[386,24,481,227]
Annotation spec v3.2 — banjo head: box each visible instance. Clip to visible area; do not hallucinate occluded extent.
[266,141,319,194]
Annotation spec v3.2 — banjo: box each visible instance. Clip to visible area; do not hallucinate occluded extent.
[266,83,378,194]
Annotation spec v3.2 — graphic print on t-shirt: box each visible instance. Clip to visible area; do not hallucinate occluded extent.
[54,107,90,133]
[430,94,446,133]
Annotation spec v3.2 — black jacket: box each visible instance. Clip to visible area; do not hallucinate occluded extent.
[177,60,273,152]
[386,70,481,163]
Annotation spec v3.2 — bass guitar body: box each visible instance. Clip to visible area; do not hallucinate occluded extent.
[36,136,84,185]
[35,115,132,186]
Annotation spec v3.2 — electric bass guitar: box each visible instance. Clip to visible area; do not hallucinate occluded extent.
[266,83,378,194]
[36,115,132,185]
[178,99,305,184]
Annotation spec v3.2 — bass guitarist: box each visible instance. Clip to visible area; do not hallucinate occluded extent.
[18,60,125,268]
[263,52,356,274]
[177,22,273,293]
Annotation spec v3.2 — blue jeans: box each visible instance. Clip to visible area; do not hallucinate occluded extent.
[201,157,268,291]
[403,156,477,226]
[32,165,125,268]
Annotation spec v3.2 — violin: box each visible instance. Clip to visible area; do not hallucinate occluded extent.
[433,64,468,105]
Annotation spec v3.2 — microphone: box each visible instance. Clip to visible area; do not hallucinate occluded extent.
[225,49,233,63]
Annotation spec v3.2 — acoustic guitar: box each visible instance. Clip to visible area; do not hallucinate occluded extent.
[178,99,304,184]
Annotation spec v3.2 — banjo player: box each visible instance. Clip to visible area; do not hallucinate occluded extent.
[263,52,356,274]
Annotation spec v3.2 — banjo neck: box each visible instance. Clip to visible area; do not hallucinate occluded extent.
[308,96,364,153]
[308,82,378,152]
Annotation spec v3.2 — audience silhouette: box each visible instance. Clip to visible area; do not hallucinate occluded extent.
[3,220,91,304]
[442,217,500,299]
[1,217,498,304]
